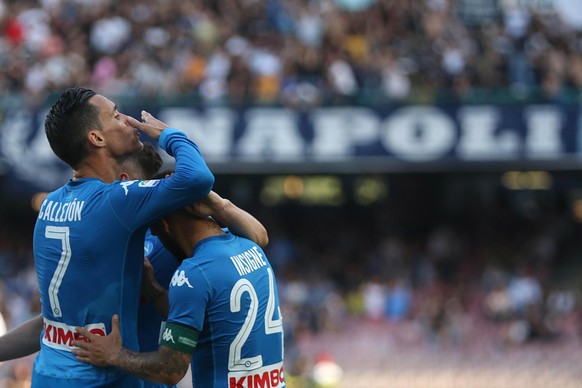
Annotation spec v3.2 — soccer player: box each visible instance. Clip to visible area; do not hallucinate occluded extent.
[138,188,270,388]
[32,86,214,387]
[0,143,163,363]
[72,202,285,388]
[0,144,269,388]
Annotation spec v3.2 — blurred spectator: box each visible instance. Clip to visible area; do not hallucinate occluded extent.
[0,186,580,384]
[361,276,387,321]
[0,0,580,104]
[484,283,513,321]
[385,278,412,322]
[507,266,543,316]
[309,352,343,388]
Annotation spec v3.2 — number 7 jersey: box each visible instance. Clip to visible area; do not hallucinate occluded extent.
[32,128,214,386]
[167,233,285,388]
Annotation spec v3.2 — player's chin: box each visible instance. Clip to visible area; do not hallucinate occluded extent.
[131,137,144,151]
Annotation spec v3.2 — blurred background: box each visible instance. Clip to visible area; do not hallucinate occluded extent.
[1,0,582,387]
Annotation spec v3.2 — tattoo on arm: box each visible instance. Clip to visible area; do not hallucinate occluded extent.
[114,346,190,385]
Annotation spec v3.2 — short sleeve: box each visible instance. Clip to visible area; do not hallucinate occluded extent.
[167,264,211,331]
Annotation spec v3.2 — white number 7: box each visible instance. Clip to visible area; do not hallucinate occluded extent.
[45,226,72,318]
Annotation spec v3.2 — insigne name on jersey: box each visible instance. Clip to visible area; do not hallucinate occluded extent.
[229,246,267,277]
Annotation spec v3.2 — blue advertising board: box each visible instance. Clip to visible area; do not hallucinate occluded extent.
[1,103,581,193]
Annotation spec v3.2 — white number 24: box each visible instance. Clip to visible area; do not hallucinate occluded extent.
[229,268,283,371]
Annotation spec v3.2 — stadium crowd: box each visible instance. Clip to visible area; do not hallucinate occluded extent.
[0,0,582,106]
[0,176,581,386]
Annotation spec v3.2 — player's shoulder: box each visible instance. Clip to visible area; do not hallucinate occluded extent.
[43,178,106,202]
[55,177,110,199]
[108,179,163,197]
[186,244,251,277]
[175,254,221,283]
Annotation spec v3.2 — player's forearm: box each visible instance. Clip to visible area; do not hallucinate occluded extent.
[0,314,42,361]
[113,346,188,386]
[213,200,269,248]
[141,261,169,317]
[151,289,169,318]
[160,129,215,198]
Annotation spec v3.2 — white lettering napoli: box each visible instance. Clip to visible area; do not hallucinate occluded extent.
[39,199,84,222]
[230,246,267,276]
[157,106,565,163]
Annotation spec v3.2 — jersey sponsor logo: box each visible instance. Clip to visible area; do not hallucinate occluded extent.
[138,180,160,188]
[228,362,285,388]
[162,328,175,343]
[42,318,106,352]
[120,180,137,195]
[170,270,193,288]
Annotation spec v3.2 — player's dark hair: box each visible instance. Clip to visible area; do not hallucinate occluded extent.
[45,87,100,169]
[126,143,163,179]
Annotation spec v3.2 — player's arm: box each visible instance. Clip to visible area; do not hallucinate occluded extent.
[0,314,42,361]
[189,191,269,248]
[141,257,169,317]
[114,112,215,228]
[73,315,194,386]
[31,192,49,212]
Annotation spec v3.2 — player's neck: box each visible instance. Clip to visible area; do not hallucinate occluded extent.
[176,219,225,258]
[73,154,122,183]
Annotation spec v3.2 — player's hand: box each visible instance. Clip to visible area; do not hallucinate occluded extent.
[141,257,166,303]
[187,191,228,219]
[72,315,122,367]
[31,192,48,212]
[126,110,170,141]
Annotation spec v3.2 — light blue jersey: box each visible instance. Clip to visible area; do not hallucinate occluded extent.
[140,230,179,388]
[32,129,214,387]
[167,233,285,388]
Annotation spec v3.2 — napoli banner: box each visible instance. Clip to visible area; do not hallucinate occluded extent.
[1,103,581,193]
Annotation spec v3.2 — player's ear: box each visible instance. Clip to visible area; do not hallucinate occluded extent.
[150,219,170,237]
[184,204,197,215]
[161,219,171,234]
[87,130,105,148]
[119,172,130,180]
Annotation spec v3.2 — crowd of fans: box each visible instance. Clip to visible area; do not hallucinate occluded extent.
[257,182,582,385]
[1,0,582,106]
[0,176,581,385]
